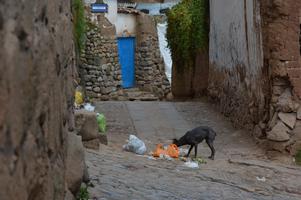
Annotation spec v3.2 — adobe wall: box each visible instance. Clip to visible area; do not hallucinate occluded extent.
[0,0,77,199]
[208,0,301,155]
[260,0,301,154]
[208,0,267,128]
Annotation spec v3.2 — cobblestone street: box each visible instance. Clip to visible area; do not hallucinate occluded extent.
[1,1,301,199]
[85,101,301,200]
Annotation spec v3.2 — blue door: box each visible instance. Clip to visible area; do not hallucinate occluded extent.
[117,37,135,88]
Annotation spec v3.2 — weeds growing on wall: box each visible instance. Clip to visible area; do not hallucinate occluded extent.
[167,0,209,68]
[72,0,86,52]
[77,185,89,200]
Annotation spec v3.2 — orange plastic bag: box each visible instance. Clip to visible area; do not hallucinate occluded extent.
[166,144,179,158]
[153,144,165,157]
[153,144,179,158]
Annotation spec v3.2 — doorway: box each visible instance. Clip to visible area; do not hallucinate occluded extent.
[117,37,136,88]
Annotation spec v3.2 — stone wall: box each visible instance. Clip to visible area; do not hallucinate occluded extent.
[0,0,78,199]
[136,13,171,98]
[260,0,301,154]
[208,0,301,155]
[80,15,123,101]
[80,10,170,100]
[208,0,267,128]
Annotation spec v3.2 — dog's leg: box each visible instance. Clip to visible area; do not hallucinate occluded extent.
[186,145,194,157]
[206,140,215,160]
[194,144,198,158]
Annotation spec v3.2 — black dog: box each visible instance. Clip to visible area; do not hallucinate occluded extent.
[173,126,216,160]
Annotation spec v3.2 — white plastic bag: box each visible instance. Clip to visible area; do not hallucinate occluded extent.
[84,103,95,112]
[123,135,147,155]
[256,176,266,182]
[184,161,199,169]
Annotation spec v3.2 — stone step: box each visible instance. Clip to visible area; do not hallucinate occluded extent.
[138,95,159,101]
[124,87,159,101]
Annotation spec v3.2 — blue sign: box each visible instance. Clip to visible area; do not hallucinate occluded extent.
[91,4,108,13]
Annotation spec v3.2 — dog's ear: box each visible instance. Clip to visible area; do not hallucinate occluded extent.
[172,139,178,144]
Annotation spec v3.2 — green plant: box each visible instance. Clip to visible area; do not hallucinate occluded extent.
[296,149,301,165]
[166,0,209,68]
[72,0,87,52]
[77,185,89,200]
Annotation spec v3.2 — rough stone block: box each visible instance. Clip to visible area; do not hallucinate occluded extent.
[66,132,85,194]
[99,134,108,145]
[267,121,290,142]
[276,89,299,112]
[75,110,99,141]
[83,138,100,150]
[93,87,101,93]
[278,112,296,129]
[267,139,294,153]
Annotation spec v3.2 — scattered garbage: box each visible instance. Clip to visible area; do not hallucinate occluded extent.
[184,161,199,169]
[179,148,189,157]
[75,91,84,106]
[256,176,266,182]
[75,85,84,107]
[152,144,179,158]
[129,142,207,168]
[96,113,106,133]
[123,135,147,155]
[159,154,174,161]
[180,157,188,162]
[84,103,95,112]
[135,154,158,161]
[193,157,207,164]
[147,156,157,160]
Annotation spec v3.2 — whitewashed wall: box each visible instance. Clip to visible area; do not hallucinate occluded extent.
[116,14,137,36]
[104,0,117,24]
[208,0,266,127]
[209,0,263,76]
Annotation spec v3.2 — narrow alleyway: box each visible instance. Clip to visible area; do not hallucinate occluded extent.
[85,100,301,200]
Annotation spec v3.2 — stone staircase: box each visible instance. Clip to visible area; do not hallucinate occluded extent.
[123,88,159,101]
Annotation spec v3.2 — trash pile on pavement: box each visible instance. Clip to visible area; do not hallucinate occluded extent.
[84,103,95,112]
[122,136,207,169]
[152,144,179,158]
[123,135,147,155]
[74,87,108,149]
[74,87,106,134]
[96,113,106,134]
[184,161,199,168]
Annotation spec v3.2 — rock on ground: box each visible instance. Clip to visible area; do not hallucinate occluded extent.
[75,110,100,141]
[66,132,85,194]
[276,89,298,112]
[267,121,290,142]
[278,112,296,129]
[83,138,100,150]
